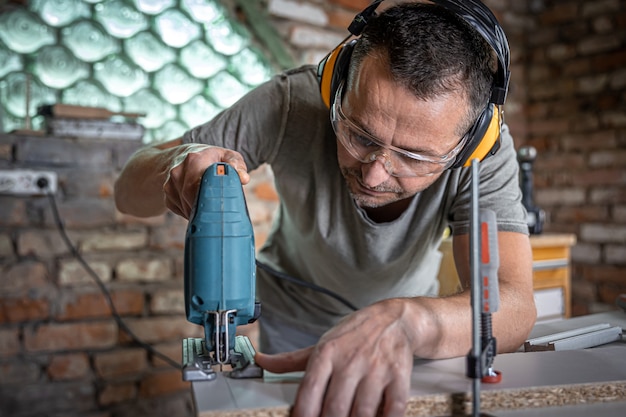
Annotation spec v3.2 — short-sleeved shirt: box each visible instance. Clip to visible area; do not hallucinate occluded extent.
[183,65,528,349]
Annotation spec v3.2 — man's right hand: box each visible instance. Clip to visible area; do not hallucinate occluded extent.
[162,143,249,219]
[114,138,249,219]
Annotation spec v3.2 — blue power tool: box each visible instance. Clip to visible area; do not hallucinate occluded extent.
[182,163,262,381]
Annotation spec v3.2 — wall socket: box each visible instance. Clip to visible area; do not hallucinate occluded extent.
[0,170,58,195]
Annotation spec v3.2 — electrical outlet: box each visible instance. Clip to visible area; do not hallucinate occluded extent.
[0,170,58,195]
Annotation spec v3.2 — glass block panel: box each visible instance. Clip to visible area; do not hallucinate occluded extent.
[182,0,223,24]
[153,119,188,143]
[33,45,89,89]
[0,72,56,118]
[0,1,276,140]
[229,48,272,86]
[94,0,148,39]
[62,80,122,111]
[125,31,175,72]
[30,0,90,27]
[94,55,148,97]
[0,45,23,78]
[133,0,175,15]
[62,20,120,62]
[204,17,248,56]
[207,71,248,108]
[124,89,176,129]
[0,9,55,54]
[153,9,201,48]
[179,95,221,128]
[180,40,226,79]
[154,64,203,105]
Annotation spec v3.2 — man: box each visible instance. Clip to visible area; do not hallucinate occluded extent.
[115,2,536,416]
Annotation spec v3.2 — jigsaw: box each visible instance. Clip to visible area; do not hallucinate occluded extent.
[182,162,262,382]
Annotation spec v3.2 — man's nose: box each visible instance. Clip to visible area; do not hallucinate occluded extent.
[361,151,392,187]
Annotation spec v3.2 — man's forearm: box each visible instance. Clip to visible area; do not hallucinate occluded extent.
[407,231,536,359]
[114,146,172,217]
[404,282,535,360]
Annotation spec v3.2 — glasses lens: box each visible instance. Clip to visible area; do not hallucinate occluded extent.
[331,83,460,177]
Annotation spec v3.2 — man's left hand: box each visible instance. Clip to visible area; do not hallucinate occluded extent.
[255,299,415,417]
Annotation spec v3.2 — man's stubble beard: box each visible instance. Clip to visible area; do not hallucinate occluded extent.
[340,167,411,209]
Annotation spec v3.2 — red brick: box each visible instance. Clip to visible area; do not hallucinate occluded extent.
[81,230,148,252]
[0,197,28,226]
[0,233,13,258]
[560,130,617,152]
[568,169,626,186]
[17,230,67,257]
[539,3,579,25]
[58,257,112,286]
[0,359,41,384]
[139,368,190,398]
[534,153,586,171]
[552,206,609,223]
[24,321,117,352]
[0,296,49,323]
[327,8,355,30]
[150,341,183,368]
[99,381,137,406]
[590,187,626,204]
[0,328,20,356]
[49,198,116,229]
[598,283,626,305]
[150,289,185,314]
[48,353,90,380]
[115,210,167,226]
[149,223,185,250]
[254,181,279,202]
[0,260,49,295]
[56,289,145,320]
[579,264,626,285]
[94,348,147,378]
[329,0,371,12]
[116,257,172,282]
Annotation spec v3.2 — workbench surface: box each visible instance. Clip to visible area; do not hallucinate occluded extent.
[192,311,626,417]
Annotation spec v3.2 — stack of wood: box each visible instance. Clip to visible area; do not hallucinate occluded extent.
[38,104,146,140]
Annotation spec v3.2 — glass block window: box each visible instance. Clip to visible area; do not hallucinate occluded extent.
[0,0,274,143]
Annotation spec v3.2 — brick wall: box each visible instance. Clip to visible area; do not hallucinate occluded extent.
[1,1,624,416]
[521,0,626,315]
[0,133,278,417]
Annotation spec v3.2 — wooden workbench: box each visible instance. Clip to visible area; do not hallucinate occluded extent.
[192,310,626,417]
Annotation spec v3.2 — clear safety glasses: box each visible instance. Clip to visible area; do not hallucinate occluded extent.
[331,82,468,177]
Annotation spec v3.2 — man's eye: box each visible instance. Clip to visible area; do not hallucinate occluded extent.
[351,132,376,147]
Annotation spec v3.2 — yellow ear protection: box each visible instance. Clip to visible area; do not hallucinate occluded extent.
[317,0,511,168]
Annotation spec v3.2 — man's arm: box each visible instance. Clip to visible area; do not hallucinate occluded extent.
[114,138,250,219]
[255,230,536,417]
[452,231,536,353]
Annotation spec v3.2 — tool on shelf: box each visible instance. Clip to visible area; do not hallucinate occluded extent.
[517,146,545,235]
[181,163,262,382]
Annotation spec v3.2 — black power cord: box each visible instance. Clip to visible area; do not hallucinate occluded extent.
[255,261,358,312]
[42,185,181,370]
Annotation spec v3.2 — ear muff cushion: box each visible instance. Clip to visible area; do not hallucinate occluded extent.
[318,40,356,108]
[453,104,502,168]
[318,46,344,108]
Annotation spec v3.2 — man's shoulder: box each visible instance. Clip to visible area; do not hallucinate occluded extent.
[282,64,318,78]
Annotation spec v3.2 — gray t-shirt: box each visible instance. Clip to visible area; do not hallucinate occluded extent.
[183,65,528,349]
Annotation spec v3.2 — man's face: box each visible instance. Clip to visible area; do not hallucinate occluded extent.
[336,55,470,210]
